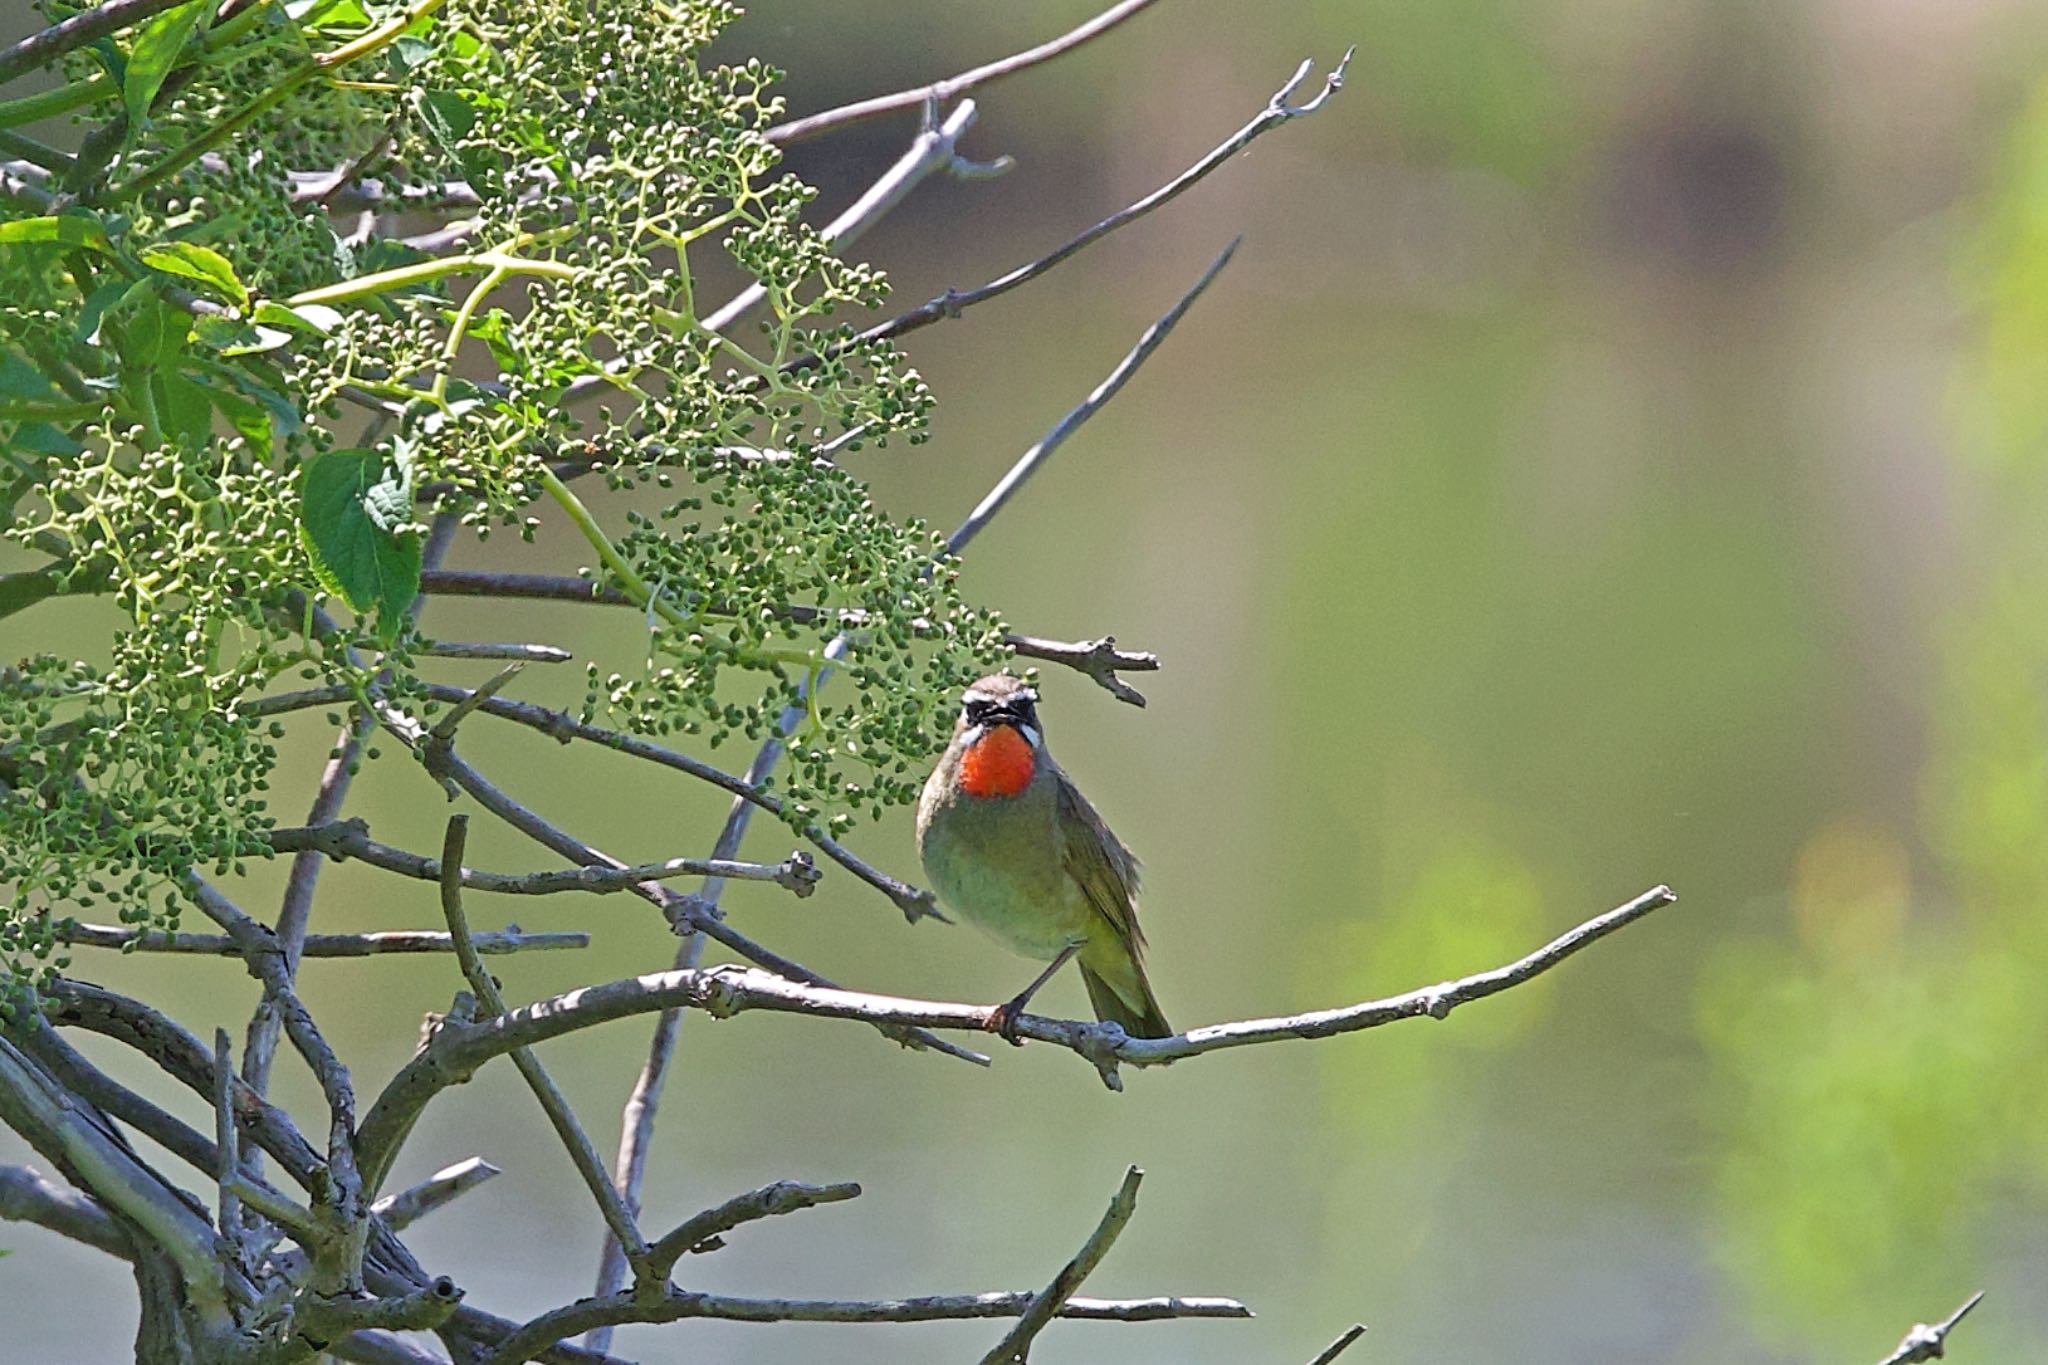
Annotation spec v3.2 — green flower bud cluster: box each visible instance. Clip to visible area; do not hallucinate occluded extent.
[2,0,1014,991]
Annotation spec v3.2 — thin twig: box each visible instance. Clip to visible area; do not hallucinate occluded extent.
[55,923,590,956]
[426,659,528,743]
[644,1179,862,1278]
[246,706,372,1165]
[371,1156,501,1231]
[795,50,1351,372]
[245,682,943,920]
[484,1286,1248,1365]
[246,516,453,1169]
[264,818,820,897]
[765,0,1163,145]
[1877,1292,1986,1365]
[1309,1323,1368,1365]
[434,815,650,1267]
[980,1165,1145,1364]
[413,570,1160,705]
[947,237,1239,555]
[415,640,573,663]
[185,875,368,1291]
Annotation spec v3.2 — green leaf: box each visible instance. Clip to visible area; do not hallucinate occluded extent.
[156,371,214,446]
[0,215,113,254]
[289,0,373,31]
[124,0,209,132]
[299,448,421,640]
[253,300,343,334]
[0,350,61,404]
[193,314,292,356]
[204,381,271,449]
[139,242,248,309]
[110,289,192,369]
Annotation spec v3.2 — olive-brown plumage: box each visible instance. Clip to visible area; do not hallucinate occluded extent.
[915,674,1170,1039]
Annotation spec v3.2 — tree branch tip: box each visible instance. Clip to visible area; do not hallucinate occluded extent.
[780,850,822,896]
[1309,1322,1368,1365]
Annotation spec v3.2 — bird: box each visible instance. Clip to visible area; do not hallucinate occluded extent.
[915,673,1171,1044]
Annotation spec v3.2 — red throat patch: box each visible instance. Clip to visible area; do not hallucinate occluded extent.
[958,725,1036,799]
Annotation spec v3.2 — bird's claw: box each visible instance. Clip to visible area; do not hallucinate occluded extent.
[986,999,1028,1047]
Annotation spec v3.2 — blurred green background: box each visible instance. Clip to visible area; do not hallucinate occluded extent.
[9,0,2048,1359]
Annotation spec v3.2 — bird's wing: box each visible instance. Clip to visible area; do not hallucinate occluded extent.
[1055,771,1146,953]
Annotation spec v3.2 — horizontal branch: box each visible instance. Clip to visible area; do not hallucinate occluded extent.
[415,578,1161,705]
[765,0,1162,145]
[362,882,1678,1156]
[266,819,820,897]
[481,1288,1248,1365]
[53,923,589,956]
[415,640,573,663]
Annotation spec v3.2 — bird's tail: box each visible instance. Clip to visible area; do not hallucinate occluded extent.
[1079,941,1172,1040]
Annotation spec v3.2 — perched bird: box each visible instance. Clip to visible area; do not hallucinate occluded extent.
[916,673,1170,1042]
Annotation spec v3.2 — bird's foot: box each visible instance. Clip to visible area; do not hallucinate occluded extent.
[985,997,1029,1047]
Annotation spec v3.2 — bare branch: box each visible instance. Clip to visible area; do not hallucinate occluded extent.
[0,1038,231,1317]
[483,1286,1248,1365]
[1309,1323,1368,1365]
[371,1156,501,1231]
[299,1275,466,1341]
[765,0,1163,145]
[980,1165,1144,1364]
[212,1030,245,1274]
[418,569,630,606]
[417,737,977,1057]
[429,814,649,1267]
[247,705,371,1160]
[42,979,327,1191]
[56,922,589,956]
[644,1179,862,1278]
[265,818,820,897]
[416,640,573,663]
[803,51,1351,367]
[1006,634,1159,707]
[18,1015,232,1206]
[0,0,194,87]
[1878,1292,1986,1365]
[427,659,529,743]
[412,570,1161,706]
[363,882,1677,1161]
[0,1163,132,1258]
[248,516,453,1173]
[946,237,1239,555]
[185,875,368,1290]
